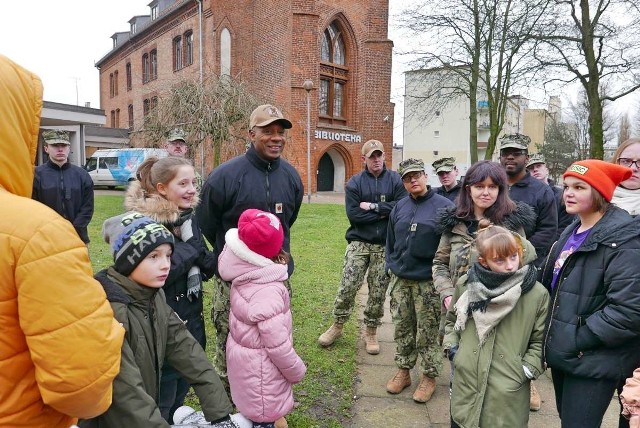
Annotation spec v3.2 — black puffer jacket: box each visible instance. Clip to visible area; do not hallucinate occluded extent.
[540,206,640,380]
[344,166,406,245]
[197,145,303,276]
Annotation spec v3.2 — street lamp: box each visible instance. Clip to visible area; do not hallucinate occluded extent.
[303,80,314,204]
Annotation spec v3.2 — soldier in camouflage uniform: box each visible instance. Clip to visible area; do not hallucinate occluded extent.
[385,158,454,403]
[164,128,203,191]
[318,140,406,354]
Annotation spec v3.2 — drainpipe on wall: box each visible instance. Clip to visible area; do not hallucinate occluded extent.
[195,0,205,176]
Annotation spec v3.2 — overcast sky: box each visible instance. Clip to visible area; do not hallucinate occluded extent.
[1,1,634,144]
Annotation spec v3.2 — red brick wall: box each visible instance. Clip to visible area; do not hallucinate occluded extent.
[97,0,393,192]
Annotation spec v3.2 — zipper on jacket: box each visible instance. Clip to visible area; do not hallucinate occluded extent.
[265,163,272,212]
[148,298,161,401]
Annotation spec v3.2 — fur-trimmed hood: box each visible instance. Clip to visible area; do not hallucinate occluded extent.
[124,179,200,225]
[436,200,536,236]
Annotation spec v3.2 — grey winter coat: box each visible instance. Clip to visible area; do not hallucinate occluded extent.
[443,240,549,428]
[80,268,232,428]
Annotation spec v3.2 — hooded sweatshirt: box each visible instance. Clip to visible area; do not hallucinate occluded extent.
[0,54,124,427]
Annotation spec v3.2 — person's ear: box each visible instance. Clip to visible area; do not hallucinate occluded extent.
[156,182,167,196]
[478,256,489,268]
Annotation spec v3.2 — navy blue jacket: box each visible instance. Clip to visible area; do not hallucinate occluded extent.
[435,182,462,203]
[386,189,454,281]
[508,172,557,264]
[197,146,303,276]
[540,206,640,380]
[32,160,94,243]
[344,166,406,245]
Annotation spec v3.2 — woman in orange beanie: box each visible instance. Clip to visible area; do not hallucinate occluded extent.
[540,159,640,428]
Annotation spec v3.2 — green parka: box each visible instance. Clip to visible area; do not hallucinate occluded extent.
[80,268,232,428]
[443,239,549,428]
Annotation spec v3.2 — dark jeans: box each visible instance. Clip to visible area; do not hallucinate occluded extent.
[252,422,275,428]
[159,372,190,423]
[551,369,629,428]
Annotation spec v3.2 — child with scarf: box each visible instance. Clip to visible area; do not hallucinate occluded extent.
[443,223,549,428]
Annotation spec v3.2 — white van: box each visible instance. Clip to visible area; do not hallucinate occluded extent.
[85,148,167,188]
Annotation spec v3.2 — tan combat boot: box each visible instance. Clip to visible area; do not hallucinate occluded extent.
[364,326,380,355]
[413,375,437,403]
[530,380,541,411]
[275,416,288,428]
[318,323,343,347]
[386,368,411,394]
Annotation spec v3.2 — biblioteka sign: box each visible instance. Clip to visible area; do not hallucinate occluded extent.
[314,129,362,143]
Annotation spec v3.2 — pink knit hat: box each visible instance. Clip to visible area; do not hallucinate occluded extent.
[238,209,284,258]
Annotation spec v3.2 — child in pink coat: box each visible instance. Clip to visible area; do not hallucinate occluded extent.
[218,209,307,428]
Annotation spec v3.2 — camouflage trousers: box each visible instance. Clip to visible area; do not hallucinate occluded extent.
[332,241,390,327]
[389,274,442,377]
[212,275,292,397]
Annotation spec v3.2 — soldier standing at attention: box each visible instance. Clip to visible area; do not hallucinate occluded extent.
[318,140,406,354]
[32,129,94,244]
[432,157,462,202]
[385,158,454,403]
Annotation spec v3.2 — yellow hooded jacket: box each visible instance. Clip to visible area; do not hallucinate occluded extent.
[0,55,125,427]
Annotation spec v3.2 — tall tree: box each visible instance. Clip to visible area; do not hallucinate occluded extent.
[539,117,576,182]
[399,0,552,161]
[134,73,259,172]
[533,0,640,159]
[619,113,632,143]
[565,87,616,159]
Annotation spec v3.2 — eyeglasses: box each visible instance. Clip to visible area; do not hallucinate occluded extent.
[500,150,526,157]
[402,171,424,183]
[617,158,640,168]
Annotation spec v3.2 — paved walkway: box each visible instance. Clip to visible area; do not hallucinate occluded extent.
[348,287,622,427]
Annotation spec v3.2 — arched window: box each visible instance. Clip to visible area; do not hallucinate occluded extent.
[184,31,194,66]
[126,62,132,91]
[173,36,183,71]
[220,28,231,76]
[114,71,119,96]
[150,50,158,80]
[142,53,150,83]
[128,104,134,130]
[320,21,348,125]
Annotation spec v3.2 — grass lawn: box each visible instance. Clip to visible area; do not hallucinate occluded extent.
[89,195,357,427]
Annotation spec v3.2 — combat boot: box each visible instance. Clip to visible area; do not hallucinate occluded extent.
[318,323,343,347]
[386,368,411,394]
[530,380,541,411]
[413,375,436,403]
[364,326,380,355]
[275,416,288,428]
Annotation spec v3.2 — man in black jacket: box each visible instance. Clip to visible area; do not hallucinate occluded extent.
[32,129,94,243]
[318,140,406,354]
[526,153,575,239]
[197,104,303,403]
[498,133,557,266]
[432,156,462,202]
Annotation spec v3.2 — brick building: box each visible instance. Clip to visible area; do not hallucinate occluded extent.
[95,0,394,193]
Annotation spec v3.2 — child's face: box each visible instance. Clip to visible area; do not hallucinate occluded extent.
[563,176,596,215]
[157,165,197,210]
[480,251,520,273]
[129,243,172,288]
